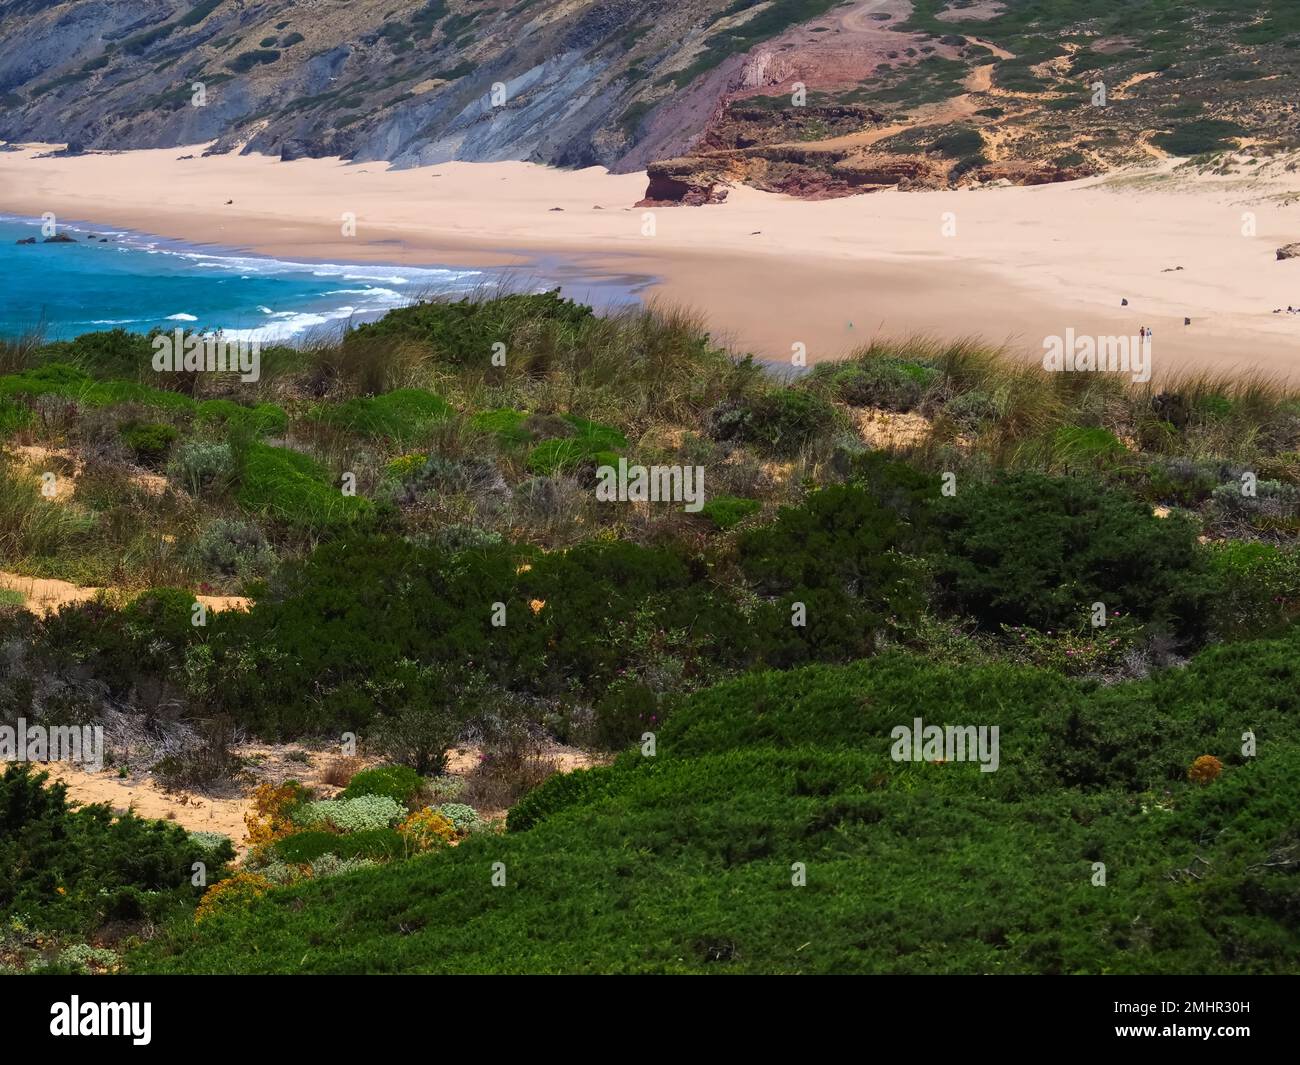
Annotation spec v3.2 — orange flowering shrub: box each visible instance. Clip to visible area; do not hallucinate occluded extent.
[1188,755,1223,785]
[244,782,308,857]
[398,809,456,854]
[194,872,273,924]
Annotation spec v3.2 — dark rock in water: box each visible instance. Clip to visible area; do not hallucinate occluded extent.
[43,233,77,243]
[15,236,36,244]
[1277,243,1300,261]
[99,237,108,242]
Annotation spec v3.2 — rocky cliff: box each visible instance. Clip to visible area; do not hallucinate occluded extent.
[1,0,1297,204]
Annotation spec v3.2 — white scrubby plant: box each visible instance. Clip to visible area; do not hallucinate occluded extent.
[435,802,483,834]
[293,795,406,833]
[309,854,379,879]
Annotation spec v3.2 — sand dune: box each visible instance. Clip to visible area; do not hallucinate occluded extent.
[1,144,1298,380]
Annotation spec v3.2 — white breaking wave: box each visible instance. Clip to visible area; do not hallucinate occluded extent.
[219,305,363,343]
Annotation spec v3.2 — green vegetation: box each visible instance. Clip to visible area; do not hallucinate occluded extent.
[0,763,233,967]
[1153,118,1245,156]
[3,291,1300,974]
[225,49,281,74]
[133,633,1300,973]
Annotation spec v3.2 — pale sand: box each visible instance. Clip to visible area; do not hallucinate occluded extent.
[2,144,1299,381]
[0,571,251,615]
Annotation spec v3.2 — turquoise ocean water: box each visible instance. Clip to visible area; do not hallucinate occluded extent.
[0,215,641,342]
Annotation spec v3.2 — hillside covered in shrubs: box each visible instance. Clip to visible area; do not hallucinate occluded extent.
[2,290,1299,973]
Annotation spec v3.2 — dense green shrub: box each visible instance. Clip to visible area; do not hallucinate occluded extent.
[196,399,287,436]
[1205,541,1300,638]
[310,388,452,441]
[273,828,404,864]
[0,764,232,935]
[832,358,936,411]
[932,473,1212,642]
[739,483,923,609]
[344,290,593,365]
[699,494,761,530]
[1152,118,1243,155]
[235,443,371,532]
[133,632,1300,974]
[708,389,837,456]
[341,765,425,805]
[120,420,178,467]
[226,49,281,73]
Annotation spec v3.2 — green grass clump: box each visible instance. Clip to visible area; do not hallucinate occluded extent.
[699,495,761,530]
[340,765,425,805]
[469,408,531,446]
[526,415,627,474]
[0,363,193,411]
[196,399,287,436]
[273,829,405,864]
[0,398,32,438]
[310,389,452,442]
[120,420,179,466]
[235,443,370,532]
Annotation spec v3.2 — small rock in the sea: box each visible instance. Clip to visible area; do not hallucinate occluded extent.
[43,233,76,243]
[15,236,36,244]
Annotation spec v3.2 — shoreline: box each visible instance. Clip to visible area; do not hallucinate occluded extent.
[0,210,653,340]
[1,144,1299,381]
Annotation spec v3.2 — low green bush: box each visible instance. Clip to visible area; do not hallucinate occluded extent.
[196,399,287,436]
[708,389,838,456]
[340,765,425,805]
[235,443,371,532]
[1,764,233,936]
[699,495,761,530]
[273,828,405,863]
[120,420,178,467]
[310,389,452,441]
[933,473,1213,643]
[344,290,593,365]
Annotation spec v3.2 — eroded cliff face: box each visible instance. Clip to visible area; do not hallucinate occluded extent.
[2,1,1296,204]
[0,0,747,169]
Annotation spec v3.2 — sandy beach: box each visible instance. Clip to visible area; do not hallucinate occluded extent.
[1,143,1298,381]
